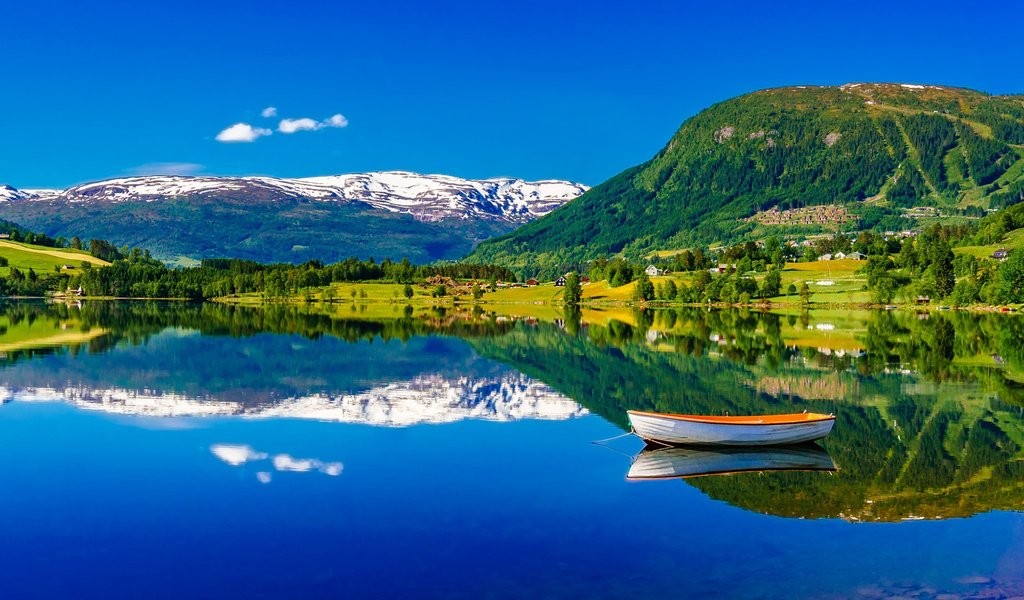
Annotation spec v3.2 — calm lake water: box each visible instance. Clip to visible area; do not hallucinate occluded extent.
[3,301,1024,599]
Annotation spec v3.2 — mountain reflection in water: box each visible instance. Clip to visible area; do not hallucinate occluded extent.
[0,301,585,425]
[3,300,1024,522]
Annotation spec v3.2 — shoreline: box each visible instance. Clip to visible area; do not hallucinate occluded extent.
[3,291,1018,314]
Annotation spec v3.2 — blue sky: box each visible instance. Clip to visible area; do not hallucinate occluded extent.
[4,0,1024,189]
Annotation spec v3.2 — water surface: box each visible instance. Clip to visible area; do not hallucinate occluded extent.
[2,301,1024,599]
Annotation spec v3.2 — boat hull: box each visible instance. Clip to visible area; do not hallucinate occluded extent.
[627,411,834,446]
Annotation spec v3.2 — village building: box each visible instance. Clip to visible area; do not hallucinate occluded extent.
[819,253,833,261]
[846,251,866,260]
[554,276,566,286]
[645,265,663,277]
[525,278,539,286]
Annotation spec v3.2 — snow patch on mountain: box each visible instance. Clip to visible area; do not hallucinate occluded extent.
[4,171,588,223]
[0,184,39,201]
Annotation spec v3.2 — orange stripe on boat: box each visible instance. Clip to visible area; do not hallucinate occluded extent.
[626,410,835,426]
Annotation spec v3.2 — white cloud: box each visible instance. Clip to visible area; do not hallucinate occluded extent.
[127,162,204,176]
[272,453,343,475]
[215,122,272,143]
[273,454,316,472]
[277,113,349,134]
[211,444,268,466]
[212,444,342,478]
[278,117,322,134]
[261,106,277,118]
[323,114,349,128]
[319,462,344,476]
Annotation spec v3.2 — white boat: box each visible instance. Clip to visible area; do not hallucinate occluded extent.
[627,410,835,446]
[627,444,836,480]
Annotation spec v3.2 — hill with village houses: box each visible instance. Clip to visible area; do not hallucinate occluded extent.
[467,83,1024,278]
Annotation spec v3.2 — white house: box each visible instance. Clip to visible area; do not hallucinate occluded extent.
[847,251,866,260]
[833,252,847,260]
[819,253,833,261]
[645,265,663,277]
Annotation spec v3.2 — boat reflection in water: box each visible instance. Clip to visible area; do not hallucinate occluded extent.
[627,443,836,480]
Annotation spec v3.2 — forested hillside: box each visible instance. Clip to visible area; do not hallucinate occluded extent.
[468,84,1024,276]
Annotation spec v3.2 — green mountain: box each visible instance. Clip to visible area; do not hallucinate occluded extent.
[467,83,1024,276]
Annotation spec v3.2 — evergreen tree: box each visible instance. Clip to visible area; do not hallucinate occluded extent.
[996,250,1024,303]
[664,279,678,301]
[933,240,956,298]
[799,282,811,306]
[761,269,782,299]
[564,271,582,305]
[632,272,655,302]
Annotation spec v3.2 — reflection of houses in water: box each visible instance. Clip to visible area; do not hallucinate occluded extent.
[755,375,855,402]
[814,347,865,358]
[783,343,865,359]
[882,367,916,376]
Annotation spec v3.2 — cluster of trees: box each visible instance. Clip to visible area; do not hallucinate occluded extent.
[955,122,1015,186]
[0,265,55,297]
[63,252,517,300]
[972,98,1024,145]
[0,219,521,301]
[0,219,113,258]
[0,220,132,296]
[628,267,786,305]
[861,220,1024,305]
[900,114,957,192]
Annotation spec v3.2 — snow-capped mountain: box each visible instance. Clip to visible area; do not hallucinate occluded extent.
[0,171,587,262]
[0,184,37,201]
[4,171,588,224]
[0,373,588,426]
[0,185,61,201]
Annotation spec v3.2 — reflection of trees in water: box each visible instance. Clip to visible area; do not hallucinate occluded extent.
[470,309,1024,521]
[5,300,1024,520]
[0,300,520,365]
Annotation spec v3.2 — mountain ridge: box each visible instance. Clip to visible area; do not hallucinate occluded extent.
[0,171,587,264]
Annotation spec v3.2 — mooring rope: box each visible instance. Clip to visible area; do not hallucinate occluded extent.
[590,430,637,445]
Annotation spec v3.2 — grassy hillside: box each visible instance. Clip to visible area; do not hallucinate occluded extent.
[468,84,1024,277]
[0,239,109,277]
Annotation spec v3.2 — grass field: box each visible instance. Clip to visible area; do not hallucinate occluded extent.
[211,258,893,312]
[574,259,870,306]
[0,311,107,353]
[957,228,1024,260]
[0,240,109,276]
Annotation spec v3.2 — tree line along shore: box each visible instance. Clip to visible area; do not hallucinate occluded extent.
[1,211,1022,309]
